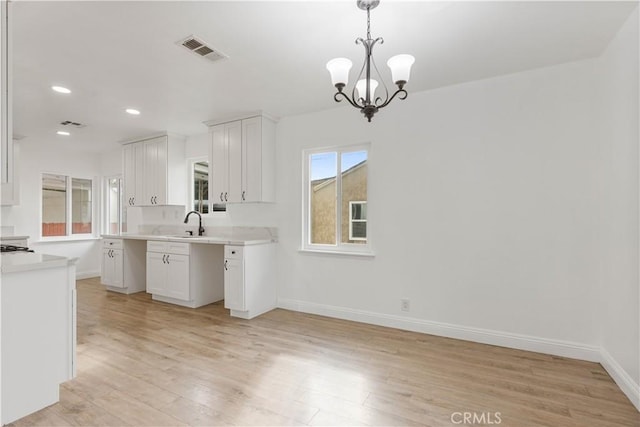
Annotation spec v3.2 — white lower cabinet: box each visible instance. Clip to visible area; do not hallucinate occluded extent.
[146,241,224,308]
[224,243,276,319]
[101,247,123,288]
[101,238,146,294]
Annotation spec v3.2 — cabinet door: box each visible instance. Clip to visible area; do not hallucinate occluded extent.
[101,249,114,285]
[210,124,227,204]
[123,143,144,206]
[224,257,245,310]
[146,252,166,295]
[166,254,190,301]
[123,145,136,206]
[110,249,124,288]
[101,249,124,288]
[226,121,243,203]
[143,137,167,205]
[241,116,262,202]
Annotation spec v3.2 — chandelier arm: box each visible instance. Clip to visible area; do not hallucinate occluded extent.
[377,88,408,109]
[369,37,389,106]
[352,38,369,105]
[334,90,363,109]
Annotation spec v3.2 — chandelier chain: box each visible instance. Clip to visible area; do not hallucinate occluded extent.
[366,7,371,40]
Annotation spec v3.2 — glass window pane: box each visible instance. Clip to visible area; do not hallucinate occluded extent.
[42,174,67,237]
[193,161,209,214]
[72,178,92,234]
[310,152,337,245]
[341,151,367,244]
[107,178,120,234]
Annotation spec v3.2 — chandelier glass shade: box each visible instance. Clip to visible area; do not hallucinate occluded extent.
[326,0,415,122]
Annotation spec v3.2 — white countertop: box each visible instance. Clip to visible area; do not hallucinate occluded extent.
[1,252,77,274]
[1,235,30,241]
[101,233,276,246]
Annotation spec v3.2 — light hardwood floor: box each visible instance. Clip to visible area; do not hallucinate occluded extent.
[10,277,639,426]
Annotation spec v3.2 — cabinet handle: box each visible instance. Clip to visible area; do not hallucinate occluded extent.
[162,254,166,264]
[224,259,228,271]
[242,191,245,201]
[132,197,135,205]
[166,254,170,264]
[224,192,228,202]
[220,192,224,202]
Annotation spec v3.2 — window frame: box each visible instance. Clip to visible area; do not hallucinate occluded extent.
[40,172,97,242]
[301,143,373,256]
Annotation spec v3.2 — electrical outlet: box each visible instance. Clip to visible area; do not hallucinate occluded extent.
[401,298,410,312]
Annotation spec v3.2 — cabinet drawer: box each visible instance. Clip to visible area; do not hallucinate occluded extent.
[103,239,123,250]
[167,242,190,256]
[224,245,243,259]
[147,241,167,253]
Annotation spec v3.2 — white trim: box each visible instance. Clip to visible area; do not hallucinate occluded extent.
[76,271,100,280]
[600,347,640,411]
[276,298,601,363]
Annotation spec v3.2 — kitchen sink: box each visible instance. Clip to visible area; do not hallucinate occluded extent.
[166,234,206,239]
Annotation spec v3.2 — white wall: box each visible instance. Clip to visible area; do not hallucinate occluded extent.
[276,57,606,360]
[597,8,640,409]
[0,139,106,278]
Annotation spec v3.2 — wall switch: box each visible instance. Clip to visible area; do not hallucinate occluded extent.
[401,298,410,312]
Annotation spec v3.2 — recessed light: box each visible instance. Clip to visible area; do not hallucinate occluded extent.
[125,108,140,115]
[52,86,71,94]
[56,131,70,136]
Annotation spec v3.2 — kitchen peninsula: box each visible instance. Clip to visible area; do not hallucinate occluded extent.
[1,252,77,425]
[101,227,277,320]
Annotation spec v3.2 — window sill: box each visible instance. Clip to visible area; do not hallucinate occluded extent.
[298,248,375,258]
[36,236,101,243]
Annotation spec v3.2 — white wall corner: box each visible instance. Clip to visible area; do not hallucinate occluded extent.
[276,298,601,363]
[600,347,640,411]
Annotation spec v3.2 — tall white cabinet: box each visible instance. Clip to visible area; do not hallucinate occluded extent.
[206,114,276,204]
[122,134,185,207]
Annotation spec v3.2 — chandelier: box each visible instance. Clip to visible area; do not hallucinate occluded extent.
[326,0,415,122]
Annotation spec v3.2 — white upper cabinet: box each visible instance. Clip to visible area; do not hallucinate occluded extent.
[207,114,276,204]
[122,134,185,207]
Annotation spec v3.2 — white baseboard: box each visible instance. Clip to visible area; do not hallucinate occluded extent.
[600,348,640,411]
[76,271,100,280]
[277,298,601,362]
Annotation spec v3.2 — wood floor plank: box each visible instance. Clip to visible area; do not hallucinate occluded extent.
[9,277,639,427]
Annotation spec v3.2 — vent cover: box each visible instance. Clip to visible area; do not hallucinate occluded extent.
[178,35,227,62]
[60,120,86,128]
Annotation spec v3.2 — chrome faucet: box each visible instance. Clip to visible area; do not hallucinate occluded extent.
[184,211,205,236]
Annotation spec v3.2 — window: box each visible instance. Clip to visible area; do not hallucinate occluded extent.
[104,176,124,234]
[193,161,209,214]
[188,158,225,213]
[349,201,367,241]
[303,144,370,254]
[42,173,93,238]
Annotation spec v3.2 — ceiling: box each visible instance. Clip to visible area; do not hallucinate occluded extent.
[11,1,638,153]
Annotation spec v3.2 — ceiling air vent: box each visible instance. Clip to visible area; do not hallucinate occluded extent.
[60,120,86,129]
[178,35,227,63]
